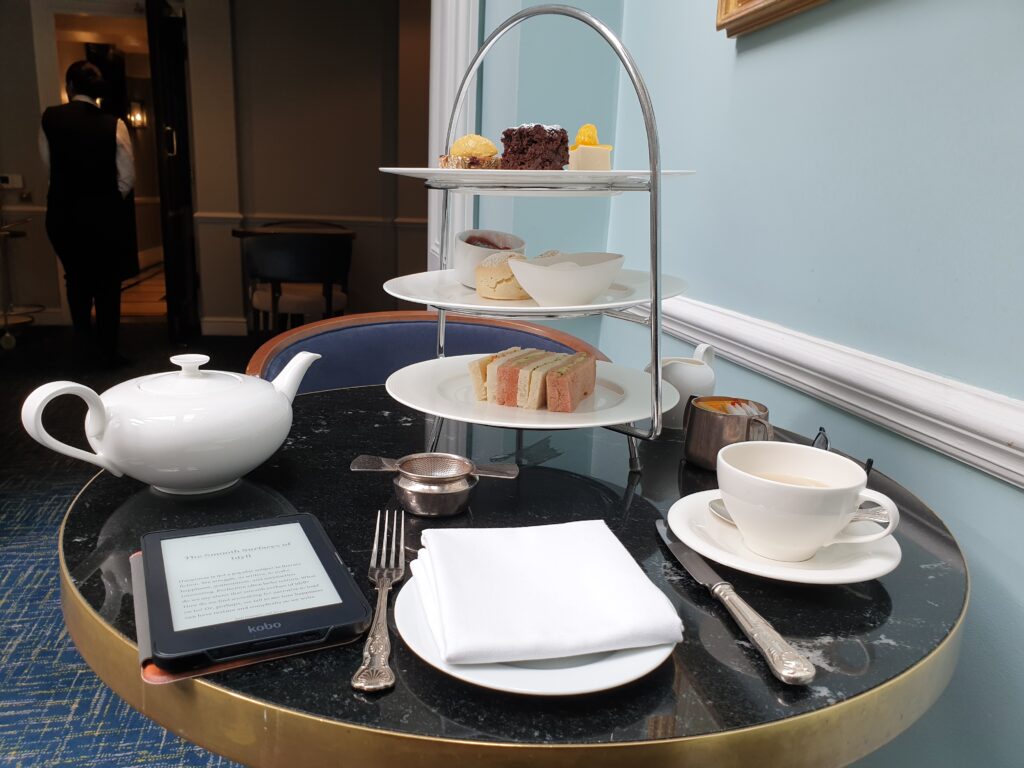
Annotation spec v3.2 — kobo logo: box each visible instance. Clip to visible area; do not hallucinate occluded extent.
[247,621,282,634]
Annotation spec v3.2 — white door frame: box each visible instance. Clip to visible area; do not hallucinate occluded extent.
[427,0,479,271]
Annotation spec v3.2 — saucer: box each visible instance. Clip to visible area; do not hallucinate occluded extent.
[666,490,902,585]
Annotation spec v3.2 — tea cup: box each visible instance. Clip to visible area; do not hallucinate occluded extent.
[716,442,899,562]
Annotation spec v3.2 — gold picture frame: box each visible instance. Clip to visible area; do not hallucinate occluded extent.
[717,0,828,37]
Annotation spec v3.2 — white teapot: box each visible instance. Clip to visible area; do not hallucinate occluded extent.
[649,343,716,430]
[21,352,320,494]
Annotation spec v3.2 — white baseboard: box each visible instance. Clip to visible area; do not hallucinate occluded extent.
[200,316,248,336]
[647,296,1024,489]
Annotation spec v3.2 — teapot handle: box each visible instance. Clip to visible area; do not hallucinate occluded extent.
[21,382,122,476]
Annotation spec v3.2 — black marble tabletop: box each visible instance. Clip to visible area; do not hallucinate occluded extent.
[61,385,967,745]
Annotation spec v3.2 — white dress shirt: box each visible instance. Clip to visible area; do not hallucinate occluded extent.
[39,95,136,198]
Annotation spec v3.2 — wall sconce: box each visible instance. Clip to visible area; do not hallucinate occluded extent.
[128,101,147,129]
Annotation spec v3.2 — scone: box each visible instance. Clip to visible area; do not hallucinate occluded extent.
[475,252,530,300]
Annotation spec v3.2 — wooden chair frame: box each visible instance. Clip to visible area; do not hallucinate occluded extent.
[246,310,609,379]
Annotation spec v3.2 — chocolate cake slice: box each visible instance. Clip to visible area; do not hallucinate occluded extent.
[500,124,569,170]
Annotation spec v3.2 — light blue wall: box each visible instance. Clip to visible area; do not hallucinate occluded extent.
[607,0,1024,398]
[479,0,625,254]
[478,0,1024,764]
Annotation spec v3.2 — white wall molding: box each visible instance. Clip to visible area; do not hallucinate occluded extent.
[645,296,1024,489]
[4,200,158,212]
[193,211,244,223]
[427,0,478,270]
[240,212,427,228]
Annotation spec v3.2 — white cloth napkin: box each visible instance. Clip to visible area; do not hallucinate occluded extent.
[408,520,683,664]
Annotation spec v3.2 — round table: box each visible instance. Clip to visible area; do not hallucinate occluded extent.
[59,386,967,767]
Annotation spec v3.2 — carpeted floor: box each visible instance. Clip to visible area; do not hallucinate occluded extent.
[1,321,263,767]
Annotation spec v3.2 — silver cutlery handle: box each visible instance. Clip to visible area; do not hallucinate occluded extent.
[351,576,397,692]
[711,582,816,685]
[472,462,519,479]
[350,455,399,472]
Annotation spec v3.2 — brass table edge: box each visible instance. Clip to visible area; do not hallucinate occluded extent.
[59,473,969,768]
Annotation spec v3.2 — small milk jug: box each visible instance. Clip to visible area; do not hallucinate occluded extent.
[657,343,716,430]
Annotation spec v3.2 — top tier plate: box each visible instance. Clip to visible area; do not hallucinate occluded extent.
[379,168,694,195]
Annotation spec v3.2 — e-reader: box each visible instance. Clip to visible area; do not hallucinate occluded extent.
[140,513,371,673]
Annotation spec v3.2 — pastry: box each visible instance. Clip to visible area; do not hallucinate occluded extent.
[475,252,529,300]
[500,124,569,170]
[568,124,612,171]
[439,133,501,169]
[546,353,597,413]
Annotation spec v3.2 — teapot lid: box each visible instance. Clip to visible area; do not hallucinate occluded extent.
[138,354,243,395]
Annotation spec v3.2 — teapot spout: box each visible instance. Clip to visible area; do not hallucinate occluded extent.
[270,351,321,403]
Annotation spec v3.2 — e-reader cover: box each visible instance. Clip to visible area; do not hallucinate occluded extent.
[130,515,370,684]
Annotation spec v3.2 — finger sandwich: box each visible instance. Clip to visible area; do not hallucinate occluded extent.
[545,353,597,413]
[467,347,596,412]
[467,347,521,401]
[496,349,557,406]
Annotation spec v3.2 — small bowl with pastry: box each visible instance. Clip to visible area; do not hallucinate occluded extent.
[508,250,624,307]
[455,229,525,289]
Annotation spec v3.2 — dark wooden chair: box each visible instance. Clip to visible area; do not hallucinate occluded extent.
[242,221,353,332]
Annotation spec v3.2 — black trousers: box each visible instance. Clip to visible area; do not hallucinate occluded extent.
[47,206,124,363]
[63,265,121,361]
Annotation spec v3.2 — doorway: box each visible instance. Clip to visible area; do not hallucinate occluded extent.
[53,12,168,323]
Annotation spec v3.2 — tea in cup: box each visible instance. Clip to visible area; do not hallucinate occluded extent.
[716,442,899,562]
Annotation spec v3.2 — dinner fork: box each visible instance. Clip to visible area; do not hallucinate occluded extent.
[351,509,405,692]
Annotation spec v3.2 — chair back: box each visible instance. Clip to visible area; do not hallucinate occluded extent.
[247,311,607,394]
[243,234,351,290]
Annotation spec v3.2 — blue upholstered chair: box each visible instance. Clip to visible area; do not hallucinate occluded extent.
[246,311,607,394]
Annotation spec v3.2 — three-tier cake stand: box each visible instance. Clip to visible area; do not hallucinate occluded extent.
[380,5,692,468]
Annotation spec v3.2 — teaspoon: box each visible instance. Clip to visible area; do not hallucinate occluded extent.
[708,497,890,527]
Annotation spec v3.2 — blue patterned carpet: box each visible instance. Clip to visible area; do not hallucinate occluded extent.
[1,324,257,767]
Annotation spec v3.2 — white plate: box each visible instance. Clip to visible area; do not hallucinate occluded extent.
[383,269,688,315]
[386,356,679,430]
[666,490,902,585]
[379,167,694,196]
[394,577,675,696]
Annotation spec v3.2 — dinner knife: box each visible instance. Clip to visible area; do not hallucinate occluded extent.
[655,519,816,686]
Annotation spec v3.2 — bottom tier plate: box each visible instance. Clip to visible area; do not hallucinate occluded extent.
[385,355,679,430]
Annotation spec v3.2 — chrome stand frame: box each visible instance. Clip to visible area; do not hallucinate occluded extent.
[433,4,666,470]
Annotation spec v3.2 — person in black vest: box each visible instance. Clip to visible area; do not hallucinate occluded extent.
[40,60,135,367]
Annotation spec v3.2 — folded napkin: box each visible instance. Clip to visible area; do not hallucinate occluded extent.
[408,520,683,664]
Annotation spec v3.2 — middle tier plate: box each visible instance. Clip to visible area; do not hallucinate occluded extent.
[383,269,687,316]
[386,355,680,430]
